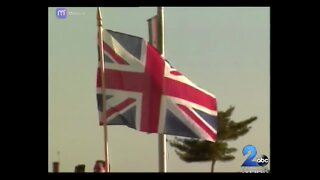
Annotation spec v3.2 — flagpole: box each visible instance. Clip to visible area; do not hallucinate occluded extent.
[157,7,167,173]
[97,7,110,172]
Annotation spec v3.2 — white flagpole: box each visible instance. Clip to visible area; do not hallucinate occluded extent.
[157,7,167,173]
[97,7,110,172]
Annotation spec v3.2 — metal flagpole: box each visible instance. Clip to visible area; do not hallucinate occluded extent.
[97,7,110,172]
[157,7,167,173]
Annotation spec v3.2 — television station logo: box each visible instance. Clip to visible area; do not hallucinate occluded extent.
[56,8,67,19]
[56,8,86,19]
[241,145,269,173]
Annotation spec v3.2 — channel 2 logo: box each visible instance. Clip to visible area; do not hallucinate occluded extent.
[241,145,269,173]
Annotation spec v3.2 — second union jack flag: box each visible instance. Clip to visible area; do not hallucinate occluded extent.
[97,29,218,142]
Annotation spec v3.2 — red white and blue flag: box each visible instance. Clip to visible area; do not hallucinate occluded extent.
[96,29,218,142]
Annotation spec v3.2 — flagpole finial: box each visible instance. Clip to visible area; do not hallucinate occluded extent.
[157,7,164,15]
[97,7,102,27]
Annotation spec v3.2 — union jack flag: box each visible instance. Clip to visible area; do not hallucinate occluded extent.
[96,30,218,142]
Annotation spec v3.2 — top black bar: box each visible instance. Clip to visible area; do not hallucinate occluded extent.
[48,0,272,7]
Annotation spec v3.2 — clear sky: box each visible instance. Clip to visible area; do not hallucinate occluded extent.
[48,7,270,172]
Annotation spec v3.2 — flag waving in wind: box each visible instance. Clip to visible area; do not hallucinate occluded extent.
[96,29,218,142]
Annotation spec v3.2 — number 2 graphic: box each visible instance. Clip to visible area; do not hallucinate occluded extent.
[241,145,258,166]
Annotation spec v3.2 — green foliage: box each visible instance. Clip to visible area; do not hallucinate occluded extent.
[169,106,257,170]
[170,139,237,162]
[217,106,257,141]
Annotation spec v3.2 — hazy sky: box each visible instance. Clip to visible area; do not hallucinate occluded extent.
[48,7,270,172]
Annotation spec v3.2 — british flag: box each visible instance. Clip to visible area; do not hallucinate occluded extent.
[96,30,218,142]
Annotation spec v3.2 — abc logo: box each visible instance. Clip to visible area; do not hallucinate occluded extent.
[242,145,269,167]
[256,155,269,167]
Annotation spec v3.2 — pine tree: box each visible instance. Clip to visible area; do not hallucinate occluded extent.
[169,106,257,172]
